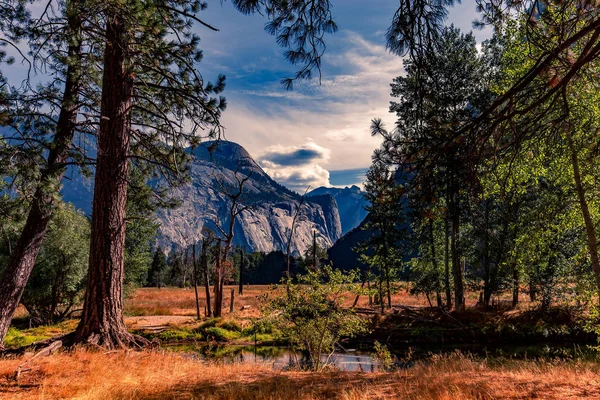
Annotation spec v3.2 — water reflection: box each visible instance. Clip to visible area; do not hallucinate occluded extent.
[175,345,383,372]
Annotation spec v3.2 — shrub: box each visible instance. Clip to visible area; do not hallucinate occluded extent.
[205,327,240,341]
[218,320,242,332]
[373,341,395,371]
[265,266,369,370]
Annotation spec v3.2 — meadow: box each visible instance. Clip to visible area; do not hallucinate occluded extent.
[1,285,597,399]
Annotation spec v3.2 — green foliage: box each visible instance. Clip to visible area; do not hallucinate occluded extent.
[219,320,242,333]
[3,327,47,349]
[265,266,369,370]
[358,160,407,309]
[204,326,241,341]
[373,341,395,371]
[147,246,167,288]
[124,167,159,295]
[20,202,89,325]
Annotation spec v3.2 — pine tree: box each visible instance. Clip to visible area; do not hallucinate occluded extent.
[148,247,167,289]
[373,26,485,312]
[0,0,99,346]
[359,161,406,312]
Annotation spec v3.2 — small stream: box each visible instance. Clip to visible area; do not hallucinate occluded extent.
[171,344,384,372]
[167,342,597,372]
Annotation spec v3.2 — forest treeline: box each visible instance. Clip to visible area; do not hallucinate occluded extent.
[1,0,600,351]
[361,5,600,318]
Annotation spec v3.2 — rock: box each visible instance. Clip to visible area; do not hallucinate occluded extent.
[307,185,369,235]
[156,141,343,255]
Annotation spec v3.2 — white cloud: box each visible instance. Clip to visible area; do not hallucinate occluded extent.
[254,142,332,190]
[263,163,331,192]
[220,30,402,177]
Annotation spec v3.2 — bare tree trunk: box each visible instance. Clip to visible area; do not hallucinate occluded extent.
[444,214,452,310]
[213,242,223,317]
[429,220,443,308]
[512,262,519,308]
[482,202,492,308]
[378,277,384,314]
[566,130,600,296]
[74,14,145,348]
[450,192,464,312]
[238,248,244,295]
[201,240,212,318]
[229,289,235,313]
[312,230,317,270]
[352,279,366,308]
[192,244,201,320]
[0,6,82,346]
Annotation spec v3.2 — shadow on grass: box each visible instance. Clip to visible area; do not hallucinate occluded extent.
[132,372,405,400]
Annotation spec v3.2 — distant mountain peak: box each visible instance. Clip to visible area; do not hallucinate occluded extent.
[61,139,343,255]
[307,185,369,236]
[157,141,342,254]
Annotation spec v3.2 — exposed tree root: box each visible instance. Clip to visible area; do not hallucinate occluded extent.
[1,331,155,358]
[14,340,63,381]
[74,331,153,350]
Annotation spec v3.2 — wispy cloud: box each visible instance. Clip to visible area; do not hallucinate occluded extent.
[219,30,403,190]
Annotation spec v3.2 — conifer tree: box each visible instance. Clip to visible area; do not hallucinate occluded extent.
[0,0,99,346]
[359,161,406,312]
[148,247,167,289]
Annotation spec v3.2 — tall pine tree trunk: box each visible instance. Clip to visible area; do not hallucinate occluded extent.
[0,6,82,346]
[74,14,144,348]
[444,213,452,310]
[450,191,464,312]
[213,243,223,317]
[512,262,519,308]
[566,130,600,296]
[201,240,212,318]
[482,202,492,308]
[192,244,201,320]
[429,221,443,308]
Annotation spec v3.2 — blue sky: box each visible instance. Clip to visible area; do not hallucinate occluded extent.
[191,0,492,190]
[3,0,491,192]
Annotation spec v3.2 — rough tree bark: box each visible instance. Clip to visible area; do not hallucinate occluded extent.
[512,262,519,308]
[0,6,82,346]
[73,14,146,348]
[426,220,442,308]
[213,242,223,317]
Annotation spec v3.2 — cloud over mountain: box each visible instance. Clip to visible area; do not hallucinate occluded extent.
[258,142,332,191]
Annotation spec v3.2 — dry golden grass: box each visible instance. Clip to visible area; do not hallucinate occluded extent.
[2,350,600,399]
[125,284,533,317]
[124,286,271,319]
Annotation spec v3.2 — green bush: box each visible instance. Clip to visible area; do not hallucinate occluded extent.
[195,317,221,332]
[266,266,369,370]
[218,320,242,332]
[205,327,240,341]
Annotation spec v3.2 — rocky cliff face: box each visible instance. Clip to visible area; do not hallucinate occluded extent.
[155,141,342,254]
[60,141,343,255]
[307,185,369,235]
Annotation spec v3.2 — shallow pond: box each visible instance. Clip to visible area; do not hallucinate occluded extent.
[167,341,598,373]
[170,344,385,372]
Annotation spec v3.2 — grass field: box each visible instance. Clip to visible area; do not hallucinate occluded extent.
[1,285,591,399]
[123,283,534,318]
[1,349,599,399]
